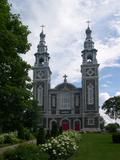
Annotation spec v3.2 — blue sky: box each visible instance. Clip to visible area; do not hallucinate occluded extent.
[8,0,120,123]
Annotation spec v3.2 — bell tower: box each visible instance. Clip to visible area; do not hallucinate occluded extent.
[81,24,100,131]
[33,27,51,118]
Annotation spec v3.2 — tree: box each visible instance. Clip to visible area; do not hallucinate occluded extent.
[105,123,119,133]
[102,96,120,120]
[0,0,37,132]
[99,116,105,131]
[23,100,40,131]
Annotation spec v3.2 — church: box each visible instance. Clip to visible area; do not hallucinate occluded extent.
[33,25,100,131]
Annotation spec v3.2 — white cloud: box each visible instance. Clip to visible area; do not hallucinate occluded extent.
[115,91,120,96]
[100,74,112,80]
[99,92,110,106]
[101,84,109,88]
[8,0,120,88]
[96,37,120,69]
[106,81,112,84]
[99,90,120,106]
[99,108,120,125]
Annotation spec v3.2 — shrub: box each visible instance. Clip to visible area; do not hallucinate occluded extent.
[105,123,119,133]
[0,135,4,144]
[112,133,120,143]
[51,122,58,137]
[18,127,31,140]
[36,127,45,145]
[46,130,51,140]
[3,144,48,160]
[4,135,14,144]
[0,132,19,144]
[58,126,63,135]
[40,130,81,160]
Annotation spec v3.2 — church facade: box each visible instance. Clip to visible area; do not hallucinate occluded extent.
[33,26,100,131]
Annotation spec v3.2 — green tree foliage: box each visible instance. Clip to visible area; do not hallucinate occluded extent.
[99,116,105,131]
[102,96,120,120]
[18,126,33,140]
[0,0,38,132]
[23,101,41,131]
[36,127,46,145]
[105,123,119,133]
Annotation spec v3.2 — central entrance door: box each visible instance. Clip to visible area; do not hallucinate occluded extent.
[62,119,69,131]
[75,121,80,131]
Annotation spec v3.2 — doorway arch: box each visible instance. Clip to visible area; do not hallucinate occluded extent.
[50,119,57,130]
[61,118,70,131]
[74,119,81,131]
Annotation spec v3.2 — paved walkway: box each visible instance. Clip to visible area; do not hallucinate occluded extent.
[0,139,36,155]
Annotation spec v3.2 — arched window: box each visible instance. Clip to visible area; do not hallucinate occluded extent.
[60,92,72,109]
[87,55,92,63]
[61,119,69,131]
[75,94,79,106]
[38,85,43,106]
[51,121,57,129]
[51,95,56,107]
[39,58,44,65]
[50,120,57,130]
[87,83,94,105]
[74,120,81,131]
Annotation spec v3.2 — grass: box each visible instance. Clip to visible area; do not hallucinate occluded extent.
[69,133,120,160]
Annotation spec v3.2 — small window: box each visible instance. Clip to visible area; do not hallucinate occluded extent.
[87,83,94,105]
[88,118,94,125]
[39,58,44,65]
[87,55,92,62]
[75,94,79,106]
[51,95,56,107]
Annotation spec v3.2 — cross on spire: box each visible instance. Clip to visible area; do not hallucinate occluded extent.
[86,20,91,27]
[63,74,67,83]
[40,25,45,32]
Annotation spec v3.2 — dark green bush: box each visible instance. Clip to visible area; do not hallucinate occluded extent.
[0,132,19,144]
[18,127,31,140]
[4,135,14,144]
[0,135,4,144]
[36,127,45,145]
[51,122,58,137]
[59,126,63,135]
[46,130,51,140]
[105,123,119,133]
[112,133,120,143]
[3,144,48,160]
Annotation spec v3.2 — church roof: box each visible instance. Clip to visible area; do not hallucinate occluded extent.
[55,82,76,90]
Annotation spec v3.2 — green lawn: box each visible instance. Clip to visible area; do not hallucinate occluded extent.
[69,133,120,160]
